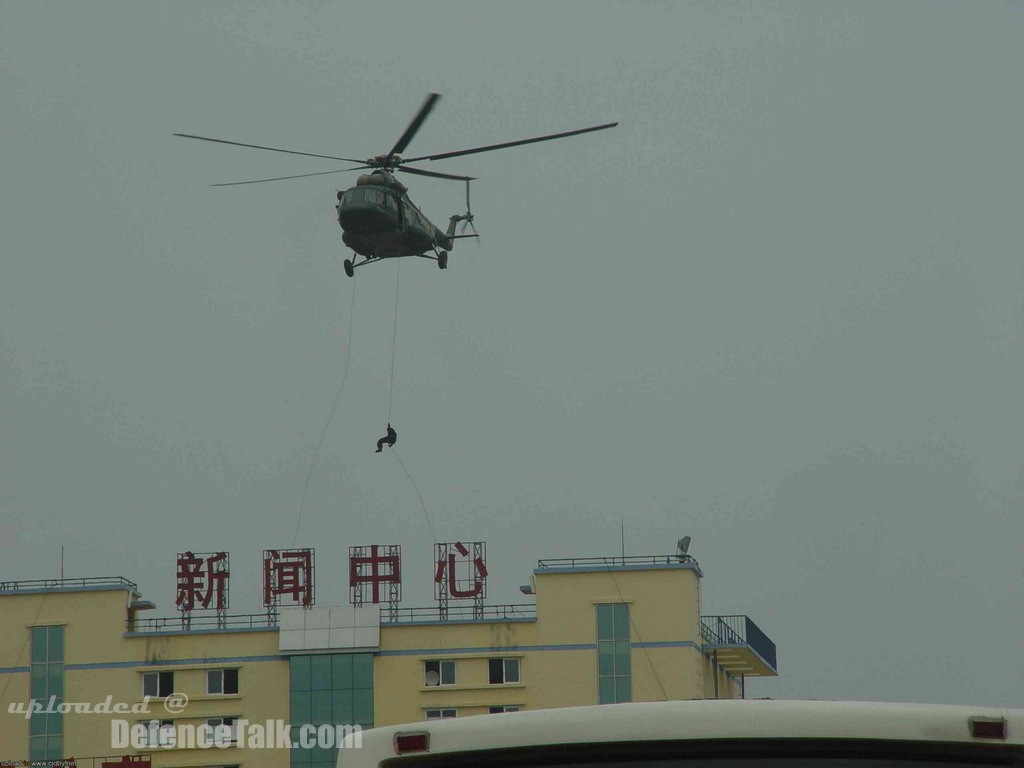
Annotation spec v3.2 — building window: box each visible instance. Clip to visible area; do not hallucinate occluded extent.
[207,668,239,695]
[596,603,632,704]
[29,625,64,761]
[488,658,520,684]
[425,708,457,720]
[141,719,175,748]
[142,671,174,698]
[207,716,238,744]
[423,659,456,687]
[488,705,521,714]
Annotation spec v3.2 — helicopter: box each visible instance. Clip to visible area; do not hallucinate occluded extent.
[174,93,617,277]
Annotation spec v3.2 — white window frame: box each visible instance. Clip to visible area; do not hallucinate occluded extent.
[489,705,522,714]
[425,708,457,720]
[206,716,239,744]
[207,668,239,695]
[489,657,521,684]
[141,719,175,748]
[142,671,174,698]
[424,659,457,687]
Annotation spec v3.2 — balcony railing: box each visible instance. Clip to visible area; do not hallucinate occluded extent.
[537,554,698,569]
[128,612,279,633]
[0,576,138,592]
[701,614,777,672]
[382,603,537,623]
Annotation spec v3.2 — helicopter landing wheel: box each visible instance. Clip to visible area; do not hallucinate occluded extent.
[343,258,354,278]
[437,251,448,270]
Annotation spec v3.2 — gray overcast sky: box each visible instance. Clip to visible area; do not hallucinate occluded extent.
[2,1,1022,706]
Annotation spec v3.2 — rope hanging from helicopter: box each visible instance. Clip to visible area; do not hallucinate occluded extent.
[292,274,358,546]
[388,260,400,423]
[384,258,439,542]
[172,92,618,547]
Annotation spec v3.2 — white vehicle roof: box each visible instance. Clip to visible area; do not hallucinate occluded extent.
[340,699,1024,768]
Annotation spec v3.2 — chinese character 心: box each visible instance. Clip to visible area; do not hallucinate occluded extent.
[434,541,488,598]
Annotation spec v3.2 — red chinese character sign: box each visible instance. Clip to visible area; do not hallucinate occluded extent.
[434,541,487,620]
[350,544,401,621]
[176,551,229,629]
[263,548,315,610]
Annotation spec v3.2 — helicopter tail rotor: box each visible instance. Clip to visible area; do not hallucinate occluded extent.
[459,179,480,244]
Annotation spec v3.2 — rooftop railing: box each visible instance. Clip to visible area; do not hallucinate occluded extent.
[382,603,537,623]
[128,612,279,633]
[537,554,698,569]
[0,576,138,592]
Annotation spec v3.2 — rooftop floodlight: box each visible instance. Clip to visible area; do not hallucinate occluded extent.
[677,536,692,556]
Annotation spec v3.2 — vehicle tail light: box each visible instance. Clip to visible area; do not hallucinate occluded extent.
[969,717,1006,740]
[395,732,430,754]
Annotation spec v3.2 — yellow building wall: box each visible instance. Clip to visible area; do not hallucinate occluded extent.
[3,560,756,751]
[535,565,705,702]
[1,587,290,767]
[702,654,742,700]
[372,563,711,726]
[375,620,539,726]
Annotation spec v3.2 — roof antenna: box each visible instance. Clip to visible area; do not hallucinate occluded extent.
[620,518,625,564]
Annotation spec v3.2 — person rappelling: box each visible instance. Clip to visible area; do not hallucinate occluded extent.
[375,423,397,453]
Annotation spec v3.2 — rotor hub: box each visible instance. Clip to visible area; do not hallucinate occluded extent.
[368,154,400,169]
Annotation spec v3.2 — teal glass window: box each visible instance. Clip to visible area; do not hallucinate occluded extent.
[332,654,353,689]
[310,690,332,725]
[310,655,332,690]
[290,653,373,768]
[29,626,64,759]
[352,654,373,690]
[291,655,311,691]
[596,604,631,704]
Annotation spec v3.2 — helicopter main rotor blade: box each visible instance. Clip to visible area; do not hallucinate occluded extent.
[174,133,364,163]
[397,164,475,182]
[384,92,441,165]
[210,166,370,187]
[403,122,619,163]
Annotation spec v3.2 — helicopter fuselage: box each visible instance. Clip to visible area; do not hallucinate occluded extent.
[175,92,615,276]
[336,172,453,259]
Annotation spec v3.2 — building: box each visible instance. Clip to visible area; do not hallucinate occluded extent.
[0,547,777,768]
